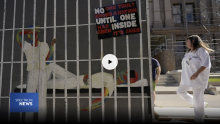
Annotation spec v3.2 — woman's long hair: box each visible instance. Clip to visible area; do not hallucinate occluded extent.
[187,35,215,53]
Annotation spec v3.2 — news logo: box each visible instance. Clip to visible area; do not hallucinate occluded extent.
[10,93,38,112]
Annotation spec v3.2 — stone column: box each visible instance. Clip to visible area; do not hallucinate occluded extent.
[164,0,174,27]
[153,0,163,28]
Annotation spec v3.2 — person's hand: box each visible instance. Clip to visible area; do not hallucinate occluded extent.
[190,73,199,80]
[35,25,40,32]
[52,39,57,44]
[155,77,159,84]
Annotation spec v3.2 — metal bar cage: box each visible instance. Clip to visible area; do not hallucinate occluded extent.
[0,0,154,123]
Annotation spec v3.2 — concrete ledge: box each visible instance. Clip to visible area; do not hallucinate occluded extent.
[209,82,220,86]
[155,86,219,95]
[154,107,220,122]
[156,83,179,86]
[209,75,220,78]
[155,90,210,94]
[166,70,182,84]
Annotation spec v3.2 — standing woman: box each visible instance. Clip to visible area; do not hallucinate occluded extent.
[177,35,214,122]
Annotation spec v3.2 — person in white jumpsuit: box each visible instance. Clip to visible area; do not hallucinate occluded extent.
[177,35,214,123]
[16,26,76,123]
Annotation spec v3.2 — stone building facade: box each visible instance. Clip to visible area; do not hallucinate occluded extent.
[148,0,220,73]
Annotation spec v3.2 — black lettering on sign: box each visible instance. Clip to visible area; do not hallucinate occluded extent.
[94,1,141,39]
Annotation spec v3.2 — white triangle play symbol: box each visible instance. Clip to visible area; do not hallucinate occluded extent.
[102,54,118,70]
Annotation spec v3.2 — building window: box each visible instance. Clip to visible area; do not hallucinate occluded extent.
[173,3,195,24]
[185,4,194,23]
[173,4,182,24]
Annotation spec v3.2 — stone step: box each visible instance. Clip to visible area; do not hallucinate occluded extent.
[209,82,220,86]
[210,73,220,75]
[159,77,175,80]
[156,82,179,86]
[155,86,212,94]
[159,75,173,78]
[209,75,220,78]
[217,86,220,94]
[155,90,210,94]
[158,80,176,83]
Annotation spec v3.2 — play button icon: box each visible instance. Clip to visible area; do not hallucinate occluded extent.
[102,54,118,70]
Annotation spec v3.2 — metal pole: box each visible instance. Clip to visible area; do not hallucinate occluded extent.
[88,0,92,122]
[8,0,16,122]
[53,0,57,122]
[98,0,105,123]
[112,0,117,123]
[0,0,6,120]
[19,0,25,121]
[76,0,80,123]
[64,0,68,122]
[146,0,155,122]
[138,0,145,122]
[124,0,131,122]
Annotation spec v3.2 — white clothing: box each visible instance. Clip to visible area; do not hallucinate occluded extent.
[23,41,76,122]
[25,70,47,123]
[177,84,206,123]
[23,41,49,71]
[180,47,211,89]
[79,72,114,97]
[46,63,77,89]
[24,64,77,122]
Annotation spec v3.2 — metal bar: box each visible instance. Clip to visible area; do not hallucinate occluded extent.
[44,0,48,88]
[138,0,145,122]
[0,0,6,121]
[1,96,151,99]
[19,0,25,122]
[32,0,36,122]
[112,0,117,123]
[151,45,187,46]
[99,0,105,122]
[16,84,149,90]
[32,0,36,78]
[53,0,56,122]
[0,58,150,64]
[76,0,80,123]
[0,20,148,31]
[88,0,92,122]
[41,0,48,122]
[8,0,16,122]
[146,0,155,122]
[64,0,68,122]
[124,0,131,122]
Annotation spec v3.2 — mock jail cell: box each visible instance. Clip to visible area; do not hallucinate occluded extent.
[0,0,154,123]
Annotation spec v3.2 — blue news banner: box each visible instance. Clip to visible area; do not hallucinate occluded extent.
[10,93,39,112]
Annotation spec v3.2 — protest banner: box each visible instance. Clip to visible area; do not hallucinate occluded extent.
[95,1,141,39]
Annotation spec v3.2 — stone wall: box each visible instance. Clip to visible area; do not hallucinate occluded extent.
[154,49,176,74]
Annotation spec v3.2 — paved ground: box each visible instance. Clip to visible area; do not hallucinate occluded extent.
[155,85,220,108]
[154,86,220,123]
[155,94,220,108]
